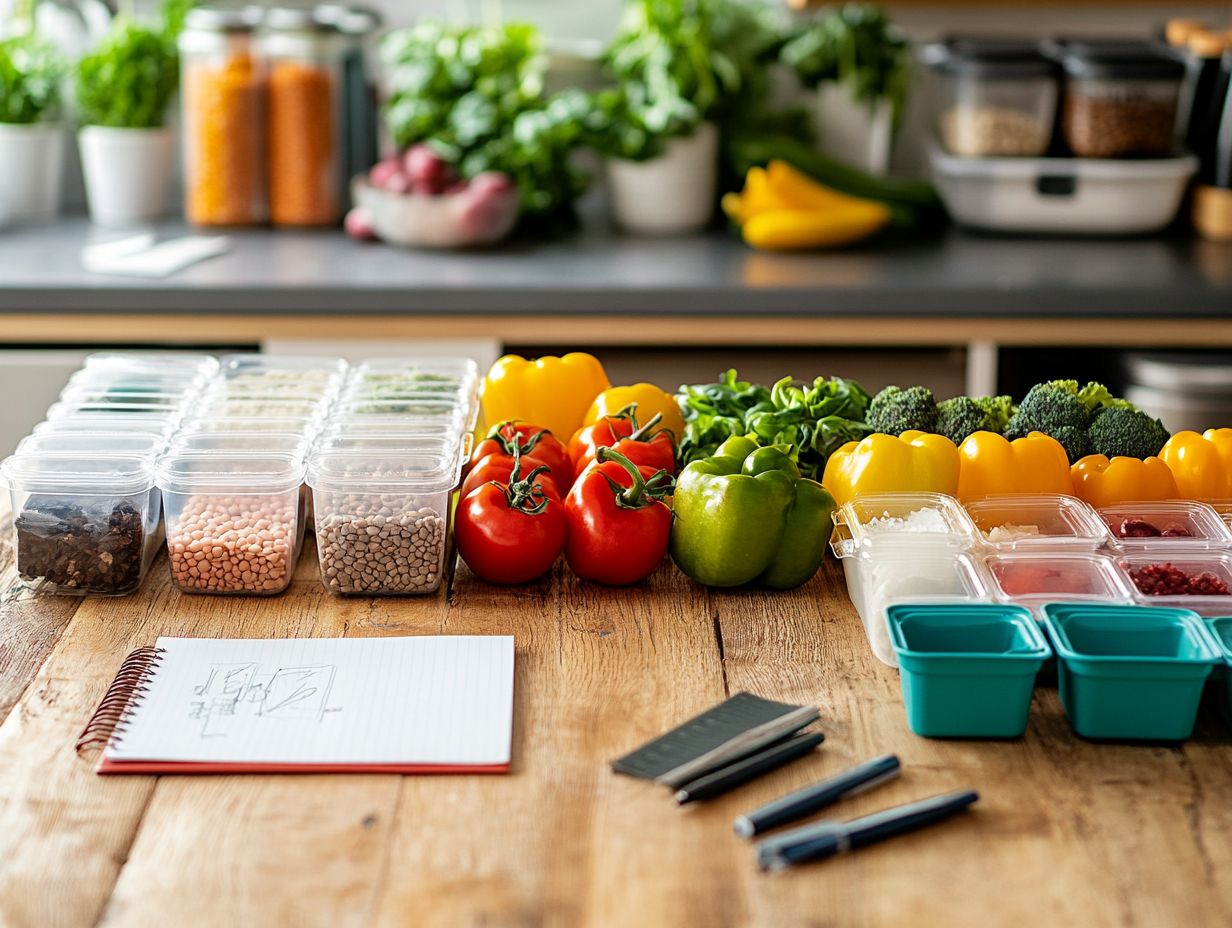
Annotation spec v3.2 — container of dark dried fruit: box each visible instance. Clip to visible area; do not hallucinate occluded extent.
[1058,42,1185,158]
[0,452,161,595]
[1098,501,1232,551]
[306,449,463,596]
[1116,552,1232,617]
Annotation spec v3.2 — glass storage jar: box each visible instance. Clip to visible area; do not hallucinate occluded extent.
[180,5,268,226]
[260,7,343,227]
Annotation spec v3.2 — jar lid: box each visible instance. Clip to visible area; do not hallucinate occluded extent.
[184,4,264,33]
[922,37,1058,78]
[313,3,383,34]
[1060,43,1185,80]
[263,6,333,33]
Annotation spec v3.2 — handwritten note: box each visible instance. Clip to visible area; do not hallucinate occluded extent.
[108,636,515,766]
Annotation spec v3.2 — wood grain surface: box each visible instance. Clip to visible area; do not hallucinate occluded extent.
[0,544,1229,928]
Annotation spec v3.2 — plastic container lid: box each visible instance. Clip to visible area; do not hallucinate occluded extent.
[328,397,470,421]
[16,431,165,458]
[64,369,201,395]
[178,415,323,435]
[192,398,327,421]
[1098,501,1232,550]
[1042,603,1219,664]
[351,356,479,383]
[922,37,1058,78]
[83,351,219,378]
[1060,43,1185,81]
[832,492,980,556]
[312,432,464,460]
[32,417,176,438]
[965,494,1110,550]
[306,450,463,494]
[59,386,190,410]
[985,552,1134,605]
[156,450,306,496]
[166,431,312,457]
[220,354,348,379]
[1,452,156,495]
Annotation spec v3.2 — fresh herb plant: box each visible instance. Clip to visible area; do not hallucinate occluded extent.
[0,32,64,124]
[381,21,590,219]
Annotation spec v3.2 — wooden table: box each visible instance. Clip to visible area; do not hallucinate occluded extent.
[2,535,1231,928]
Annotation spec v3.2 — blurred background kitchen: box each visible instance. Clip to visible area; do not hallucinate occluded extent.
[1,0,1231,454]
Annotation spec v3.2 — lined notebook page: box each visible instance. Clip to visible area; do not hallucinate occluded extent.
[107,636,514,766]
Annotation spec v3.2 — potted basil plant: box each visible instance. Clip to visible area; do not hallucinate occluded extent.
[74,2,183,227]
[778,4,909,176]
[594,0,745,235]
[0,19,66,225]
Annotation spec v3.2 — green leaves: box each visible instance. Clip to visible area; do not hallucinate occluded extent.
[381,21,586,218]
[0,33,64,125]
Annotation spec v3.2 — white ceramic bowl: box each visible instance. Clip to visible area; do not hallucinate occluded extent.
[351,177,520,249]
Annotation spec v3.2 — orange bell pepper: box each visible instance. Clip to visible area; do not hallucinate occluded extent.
[1158,429,1232,500]
[583,383,685,440]
[1070,454,1179,510]
[956,431,1073,501]
[481,353,611,440]
[821,430,959,507]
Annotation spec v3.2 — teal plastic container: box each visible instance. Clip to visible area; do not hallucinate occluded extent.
[1041,604,1220,741]
[1206,617,1232,723]
[888,603,1051,738]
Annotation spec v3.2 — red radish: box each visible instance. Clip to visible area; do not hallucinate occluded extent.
[468,171,516,198]
[368,157,403,188]
[403,144,457,193]
[344,207,377,241]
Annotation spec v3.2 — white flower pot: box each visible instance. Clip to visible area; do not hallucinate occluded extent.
[606,122,718,235]
[0,123,65,224]
[816,83,893,176]
[79,126,175,228]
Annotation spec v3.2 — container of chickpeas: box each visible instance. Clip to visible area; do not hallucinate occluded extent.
[306,449,463,596]
[260,7,344,227]
[156,451,306,595]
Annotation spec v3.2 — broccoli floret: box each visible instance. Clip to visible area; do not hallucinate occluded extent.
[935,395,1016,445]
[1051,425,1092,464]
[1006,381,1090,439]
[1077,381,1135,415]
[867,385,937,436]
[1088,407,1170,459]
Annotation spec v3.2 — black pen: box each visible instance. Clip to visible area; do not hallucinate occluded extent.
[757,789,979,871]
[734,754,901,838]
[674,732,824,805]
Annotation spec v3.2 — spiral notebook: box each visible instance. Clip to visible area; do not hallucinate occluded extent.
[77,636,516,775]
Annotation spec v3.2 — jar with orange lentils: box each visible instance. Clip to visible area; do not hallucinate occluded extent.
[179,6,269,227]
[261,7,343,227]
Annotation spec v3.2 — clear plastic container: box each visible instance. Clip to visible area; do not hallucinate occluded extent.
[312,432,464,461]
[33,417,178,439]
[16,431,165,458]
[192,397,327,422]
[831,492,980,556]
[180,5,268,226]
[166,431,311,456]
[64,368,203,396]
[156,451,306,595]
[1098,501,1232,550]
[349,356,479,384]
[0,452,161,595]
[965,494,1110,551]
[330,396,470,420]
[1059,43,1186,158]
[306,449,463,595]
[43,405,182,435]
[985,552,1134,610]
[58,385,190,412]
[220,353,348,381]
[260,7,343,227]
[1116,553,1232,616]
[923,38,1059,157]
[1211,500,1232,530]
[82,351,219,380]
[196,381,335,414]
[178,415,322,436]
[834,546,991,666]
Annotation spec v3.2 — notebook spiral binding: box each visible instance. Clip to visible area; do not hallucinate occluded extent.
[75,646,166,755]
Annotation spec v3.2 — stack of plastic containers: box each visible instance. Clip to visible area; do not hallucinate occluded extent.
[0,352,215,594]
[306,357,478,596]
[156,355,346,595]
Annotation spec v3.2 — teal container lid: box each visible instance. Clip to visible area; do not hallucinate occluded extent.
[888,603,1051,662]
[1041,603,1221,666]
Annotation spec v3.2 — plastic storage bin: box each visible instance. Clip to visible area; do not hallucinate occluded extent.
[1098,501,1232,550]
[1116,552,1232,616]
[307,450,463,595]
[985,552,1134,609]
[33,416,178,439]
[156,451,306,595]
[1058,42,1185,158]
[219,353,347,384]
[831,492,981,556]
[1041,604,1219,740]
[922,38,1059,157]
[965,494,1109,551]
[16,431,165,458]
[83,351,219,380]
[930,146,1196,235]
[0,452,161,595]
[888,603,1050,738]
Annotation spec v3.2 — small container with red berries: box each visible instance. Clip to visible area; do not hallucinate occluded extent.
[1117,553,1232,616]
[1098,501,1232,552]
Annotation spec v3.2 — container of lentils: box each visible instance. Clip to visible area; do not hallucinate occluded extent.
[306,450,461,595]
[156,451,306,595]
[1058,42,1185,158]
[0,452,161,595]
[923,37,1059,157]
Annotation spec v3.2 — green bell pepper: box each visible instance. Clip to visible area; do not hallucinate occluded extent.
[669,436,837,589]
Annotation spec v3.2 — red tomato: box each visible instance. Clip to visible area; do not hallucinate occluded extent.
[461,454,562,502]
[569,405,677,476]
[564,447,673,586]
[456,479,566,585]
[471,420,572,488]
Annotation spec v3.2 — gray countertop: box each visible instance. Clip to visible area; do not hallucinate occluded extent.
[1,216,1230,316]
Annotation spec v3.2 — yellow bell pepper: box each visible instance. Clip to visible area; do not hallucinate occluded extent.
[481,353,611,439]
[956,431,1073,501]
[1070,455,1180,509]
[582,383,685,439]
[1159,429,1232,500]
[822,430,959,507]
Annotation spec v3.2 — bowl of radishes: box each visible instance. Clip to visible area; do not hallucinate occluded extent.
[347,144,520,249]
